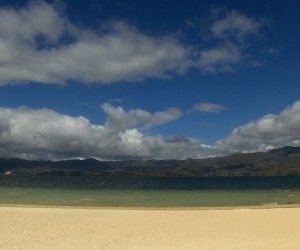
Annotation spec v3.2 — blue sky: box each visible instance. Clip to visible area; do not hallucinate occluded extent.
[0,0,300,160]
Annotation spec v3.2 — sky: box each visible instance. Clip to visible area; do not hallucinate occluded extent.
[0,0,300,160]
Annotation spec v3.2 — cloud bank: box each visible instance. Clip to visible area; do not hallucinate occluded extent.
[0,1,264,85]
[215,101,300,154]
[0,104,208,160]
[1,101,300,160]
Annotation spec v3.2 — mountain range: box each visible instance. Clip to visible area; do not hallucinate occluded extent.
[1,146,300,177]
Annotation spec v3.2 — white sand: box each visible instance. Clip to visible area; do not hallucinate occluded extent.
[0,206,299,250]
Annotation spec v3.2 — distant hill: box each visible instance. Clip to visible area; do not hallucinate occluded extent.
[269,146,300,155]
[1,146,300,177]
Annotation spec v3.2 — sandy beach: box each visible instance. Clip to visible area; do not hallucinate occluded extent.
[0,206,299,250]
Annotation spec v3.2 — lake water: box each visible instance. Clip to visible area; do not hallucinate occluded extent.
[0,175,300,207]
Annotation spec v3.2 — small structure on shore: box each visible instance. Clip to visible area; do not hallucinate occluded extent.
[4,170,14,176]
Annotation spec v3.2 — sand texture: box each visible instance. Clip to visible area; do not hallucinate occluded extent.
[0,206,299,250]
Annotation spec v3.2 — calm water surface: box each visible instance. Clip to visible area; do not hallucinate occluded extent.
[0,176,299,207]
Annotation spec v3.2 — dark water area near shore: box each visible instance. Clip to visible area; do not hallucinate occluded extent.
[1,175,300,190]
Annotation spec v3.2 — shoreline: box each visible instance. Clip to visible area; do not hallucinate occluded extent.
[1,203,300,210]
[1,206,300,250]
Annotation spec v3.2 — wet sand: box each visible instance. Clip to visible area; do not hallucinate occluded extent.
[0,206,299,250]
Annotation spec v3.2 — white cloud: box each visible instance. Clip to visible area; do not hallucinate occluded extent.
[211,10,260,40]
[0,105,208,160]
[197,10,263,74]
[0,106,102,159]
[198,44,240,66]
[101,103,183,131]
[0,1,64,43]
[192,103,226,114]
[0,2,191,85]
[1,101,300,160]
[215,100,300,154]
[0,1,266,85]
[198,43,242,73]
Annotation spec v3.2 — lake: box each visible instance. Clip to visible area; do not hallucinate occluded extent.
[0,175,299,207]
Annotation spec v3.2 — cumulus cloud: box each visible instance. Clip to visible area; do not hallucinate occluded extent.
[0,1,190,85]
[1,101,300,160]
[191,103,226,114]
[215,100,300,154]
[0,1,266,85]
[0,105,210,160]
[0,107,101,159]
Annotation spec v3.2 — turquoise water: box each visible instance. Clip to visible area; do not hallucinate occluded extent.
[0,176,300,207]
